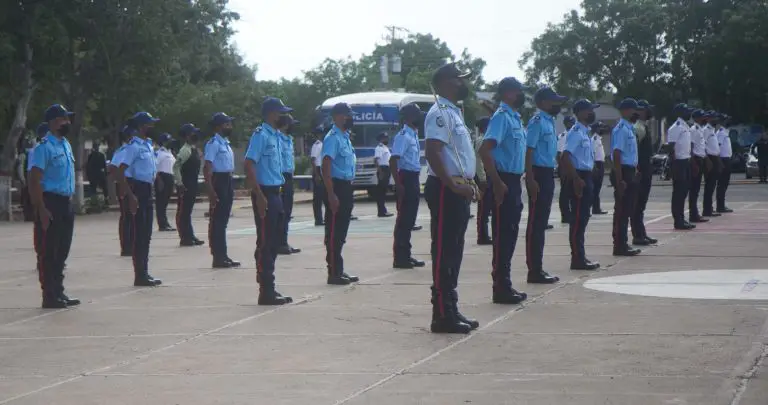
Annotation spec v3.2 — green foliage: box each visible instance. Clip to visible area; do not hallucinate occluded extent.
[294,156,312,176]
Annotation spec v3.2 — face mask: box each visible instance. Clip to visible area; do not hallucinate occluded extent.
[586,112,596,124]
[57,124,71,137]
[382,140,388,145]
[646,111,654,119]
[343,117,354,131]
[145,127,156,139]
[511,95,525,109]
[548,105,562,116]
[630,113,640,122]
[457,83,470,100]
[681,112,692,121]
[188,134,198,143]
[221,128,233,137]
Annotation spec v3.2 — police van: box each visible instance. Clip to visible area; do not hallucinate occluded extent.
[318,92,433,196]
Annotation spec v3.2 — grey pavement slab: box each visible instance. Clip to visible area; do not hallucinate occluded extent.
[0,184,767,405]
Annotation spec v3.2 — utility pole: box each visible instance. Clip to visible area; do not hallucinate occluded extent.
[380,26,409,90]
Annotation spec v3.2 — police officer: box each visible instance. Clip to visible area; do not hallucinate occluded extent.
[390,103,426,269]
[631,100,660,245]
[115,112,163,286]
[322,102,361,286]
[560,99,600,270]
[754,129,768,183]
[478,76,529,303]
[276,114,301,255]
[244,98,294,306]
[557,115,576,224]
[666,104,696,231]
[374,133,393,217]
[716,114,734,214]
[310,126,326,226]
[525,87,567,284]
[110,124,135,256]
[28,104,79,308]
[173,123,205,247]
[703,113,723,216]
[591,121,608,215]
[154,133,176,232]
[687,109,709,224]
[424,62,479,334]
[611,98,643,255]
[204,112,241,268]
[474,116,493,245]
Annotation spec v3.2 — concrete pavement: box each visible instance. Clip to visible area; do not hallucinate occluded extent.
[1,181,767,404]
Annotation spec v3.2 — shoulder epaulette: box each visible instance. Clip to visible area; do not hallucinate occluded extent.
[39,138,49,145]
[530,115,541,123]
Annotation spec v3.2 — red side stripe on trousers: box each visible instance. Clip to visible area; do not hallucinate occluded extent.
[525,202,536,270]
[434,185,446,316]
[571,196,581,261]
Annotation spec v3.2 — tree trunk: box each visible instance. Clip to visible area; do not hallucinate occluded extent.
[70,96,89,213]
[0,43,35,221]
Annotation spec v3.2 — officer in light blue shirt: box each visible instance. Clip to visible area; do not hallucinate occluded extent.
[244,98,293,305]
[478,76,529,305]
[110,124,136,257]
[116,112,163,287]
[204,111,241,269]
[28,104,78,308]
[524,87,568,285]
[561,99,601,270]
[321,102,360,286]
[610,98,642,256]
[390,103,426,269]
[276,115,301,256]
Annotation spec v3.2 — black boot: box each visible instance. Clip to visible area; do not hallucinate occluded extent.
[493,289,528,304]
[258,290,293,306]
[430,311,472,334]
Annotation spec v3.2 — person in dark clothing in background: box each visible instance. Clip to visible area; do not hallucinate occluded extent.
[755,133,768,183]
[631,100,658,245]
[86,141,108,200]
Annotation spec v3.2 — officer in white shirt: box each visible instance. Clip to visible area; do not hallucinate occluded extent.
[688,110,709,223]
[557,116,575,223]
[373,133,393,217]
[310,126,325,226]
[715,113,734,214]
[154,133,177,232]
[666,104,695,230]
[590,121,608,215]
[702,112,722,217]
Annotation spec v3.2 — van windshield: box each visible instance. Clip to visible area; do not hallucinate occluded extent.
[349,124,400,148]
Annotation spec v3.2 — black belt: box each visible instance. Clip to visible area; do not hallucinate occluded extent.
[258,185,281,194]
[212,172,232,177]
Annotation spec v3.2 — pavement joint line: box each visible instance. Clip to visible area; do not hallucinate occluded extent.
[333,223,686,405]
[83,371,709,378]
[0,271,400,405]
[728,311,768,405]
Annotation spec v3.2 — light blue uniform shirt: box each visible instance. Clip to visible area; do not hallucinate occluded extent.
[204,134,235,173]
[121,136,157,184]
[610,118,638,167]
[391,125,421,172]
[525,110,558,168]
[244,124,285,186]
[278,132,295,174]
[29,133,75,197]
[425,96,476,179]
[321,125,356,180]
[483,102,526,174]
[109,145,128,168]
[565,122,595,171]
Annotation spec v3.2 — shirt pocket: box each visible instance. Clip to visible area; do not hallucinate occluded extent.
[262,143,280,171]
[339,144,353,168]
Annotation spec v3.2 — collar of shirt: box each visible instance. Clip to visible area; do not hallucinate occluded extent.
[331,124,349,139]
[618,118,634,129]
[131,136,151,147]
[536,109,554,121]
[43,133,65,145]
[675,118,688,127]
[403,125,418,137]
[499,102,520,119]
[574,122,589,134]
[213,133,229,144]
[313,140,322,145]
[437,96,461,113]
[637,119,647,125]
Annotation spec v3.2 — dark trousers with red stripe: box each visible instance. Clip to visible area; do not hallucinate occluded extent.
[425,176,470,319]
[568,171,594,263]
[209,173,234,262]
[611,165,638,248]
[118,196,133,255]
[252,186,283,292]
[592,161,605,213]
[128,179,153,277]
[631,168,653,239]
[526,166,555,272]
[703,155,720,215]
[325,179,354,277]
[176,185,198,242]
[375,166,391,216]
[558,171,572,223]
[491,172,522,292]
[312,171,325,224]
[280,173,294,247]
[154,172,174,229]
[476,181,493,242]
[688,156,705,219]
[393,170,420,262]
[716,157,731,211]
[34,193,75,300]
[671,159,690,226]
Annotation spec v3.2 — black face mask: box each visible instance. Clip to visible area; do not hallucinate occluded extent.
[188,135,198,143]
[145,127,156,139]
[548,105,562,116]
[221,128,233,137]
[586,112,596,124]
[382,140,388,145]
[412,116,424,127]
[646,111,654,119]
[511,95,525,109]
[343,117,354,131]
[57,124,71,137]
[680,112,692,121]
[630,113,640,122]
[457,83,470,100]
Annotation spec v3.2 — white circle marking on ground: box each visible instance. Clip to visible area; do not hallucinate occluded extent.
[583,269,768,300]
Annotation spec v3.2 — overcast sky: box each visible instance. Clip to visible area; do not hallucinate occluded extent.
[228,0,582,84]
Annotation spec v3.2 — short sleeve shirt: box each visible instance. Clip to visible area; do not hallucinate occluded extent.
[245,123,285,186]
[483,102,526,174]
[121,136,157,183]
[666,118,691,160]
[391,126,421,172]
[204,134,235,173]
[565,122,594,171]
[29,133,75,197]
[611,118,639,166]
[321,125,356,180]
[424,96,476,179]
[525,110,558,168]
